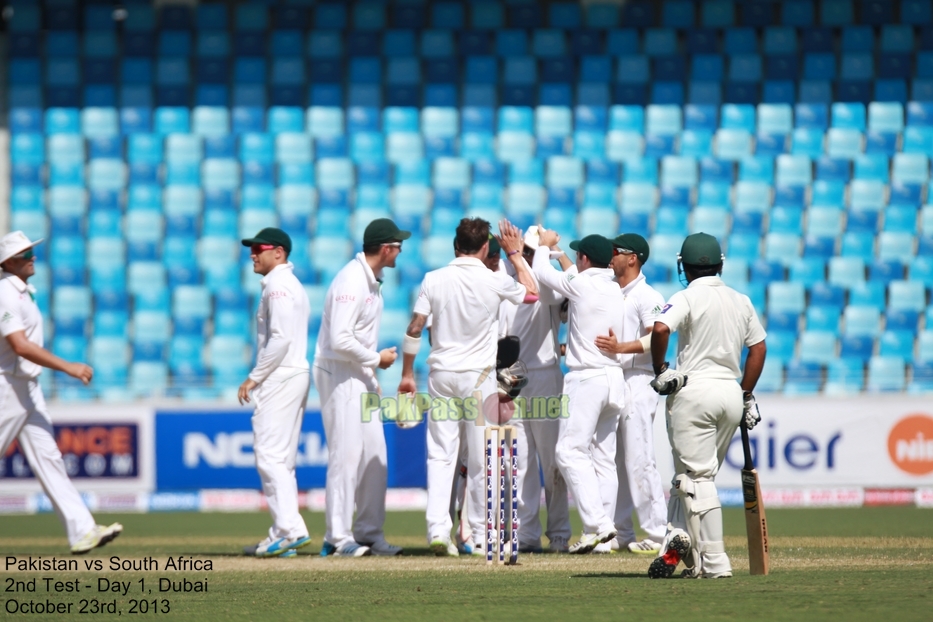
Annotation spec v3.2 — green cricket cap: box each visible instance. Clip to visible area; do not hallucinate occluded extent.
[612,233,650,264]
[680,232,723,266]
[241,227,292,254]
[487,234,501,256]
[363,218,412,246]
[569,234,614,265]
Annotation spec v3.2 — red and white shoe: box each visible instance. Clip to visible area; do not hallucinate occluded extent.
[647,531,691,579]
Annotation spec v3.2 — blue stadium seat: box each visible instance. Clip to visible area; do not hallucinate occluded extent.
[869,258,905,284]
[849,280,887,310]
[889,280,928,312]
[868,356,906,392]
[878,232,916,263]
[826,128,863,159]
[797,329,838,365]
[825,358,865,394]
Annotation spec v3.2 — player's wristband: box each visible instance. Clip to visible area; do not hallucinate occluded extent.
[507,249,519,256]
[402,334,422,355]
[638,333,652,353]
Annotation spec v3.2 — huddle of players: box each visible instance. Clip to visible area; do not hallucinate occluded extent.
[398,218,767,580]
[414,219,669,558]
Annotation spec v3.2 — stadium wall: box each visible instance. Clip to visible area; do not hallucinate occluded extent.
[1,397,931,513]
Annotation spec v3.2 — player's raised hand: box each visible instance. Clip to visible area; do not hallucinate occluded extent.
[497,219,523,254]
[595,328,620,354]
[537,226,560,249]
[378,347,398,369]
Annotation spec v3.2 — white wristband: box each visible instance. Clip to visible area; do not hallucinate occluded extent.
[639,333,652,353]
[402,334,422,355]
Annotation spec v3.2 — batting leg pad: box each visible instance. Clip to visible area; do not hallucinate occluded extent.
[671,474,724,573]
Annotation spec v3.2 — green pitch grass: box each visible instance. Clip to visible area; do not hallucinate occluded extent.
[2,508,932,621]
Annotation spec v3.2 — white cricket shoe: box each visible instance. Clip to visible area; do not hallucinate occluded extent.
[366,540,403,556]
[334,542,371,557]
[592,542,614,554]
[429,538,459,557]
[71,523,123,555]
[568,527,617,555]
[547,536,569,553]
[628,539,662,555]
[244,535,312,557]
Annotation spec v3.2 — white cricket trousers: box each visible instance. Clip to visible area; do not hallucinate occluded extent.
[613,370,668,543]
[665,378,743,575]
[514,364,571,548]
[252,367,311,541]
[425,368,496,546]
[556,367,626,535]
[314,359,388,548]
[0,375,95,546]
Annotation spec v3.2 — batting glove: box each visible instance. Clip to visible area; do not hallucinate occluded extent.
[650,363,688,396]
[743,392,761,430]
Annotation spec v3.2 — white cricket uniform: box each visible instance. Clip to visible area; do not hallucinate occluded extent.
[613,272,668,544]
[0,272,96,547]
[532,248,629,535]
[414,257,526,546]
[656,275,767,575]
[500,259,571,548]
[249,262,312,542]
[313,252,389,549]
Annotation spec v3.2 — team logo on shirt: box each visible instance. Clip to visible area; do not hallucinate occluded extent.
[661,304,673,314]
[335,294,356,303]
[652,304,664,315]
[1,312,12,323]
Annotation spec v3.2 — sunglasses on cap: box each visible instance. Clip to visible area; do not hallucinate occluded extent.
[250,243,277,254]
[612,247,635,257]
[12,248,34,261]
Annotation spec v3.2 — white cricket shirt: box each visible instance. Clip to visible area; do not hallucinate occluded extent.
[413,257,526,372]
[315,252,383,369]
[0,272,43,378]
[249,262,311,384]
[501,258,564,370]
[655,276,767,381]
[532,247,628,371]
[620,272,667,374]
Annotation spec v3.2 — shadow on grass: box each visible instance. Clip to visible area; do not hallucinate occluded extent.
[571,572,652,579]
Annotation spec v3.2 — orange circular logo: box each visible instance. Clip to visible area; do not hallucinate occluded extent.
[888,415,933,475]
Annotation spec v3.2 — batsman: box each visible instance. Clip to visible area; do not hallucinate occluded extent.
[647,233,767,579]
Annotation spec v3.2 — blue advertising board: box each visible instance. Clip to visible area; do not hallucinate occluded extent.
[2,423,139,480]
[155,409,427,490]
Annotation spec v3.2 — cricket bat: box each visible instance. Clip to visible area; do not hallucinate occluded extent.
[740,422,770,575]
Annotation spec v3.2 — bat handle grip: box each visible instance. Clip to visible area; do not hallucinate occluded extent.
[740,421,754,471]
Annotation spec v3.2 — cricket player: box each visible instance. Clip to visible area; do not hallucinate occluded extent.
[0,231,123,554]
[647,233,767,579]
[398,218,537,556]
[239,228,313,558]
[314,218,408,557]
[531,231,628,554]
[498,228,572,554]
[594,233,668,554]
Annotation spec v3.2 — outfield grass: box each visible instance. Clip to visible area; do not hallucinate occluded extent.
[2,508,932,621]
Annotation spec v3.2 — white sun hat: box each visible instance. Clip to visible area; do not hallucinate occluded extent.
[0,231,43,265]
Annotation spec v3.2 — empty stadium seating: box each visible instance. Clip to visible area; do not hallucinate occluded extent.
[8,0,933,398]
